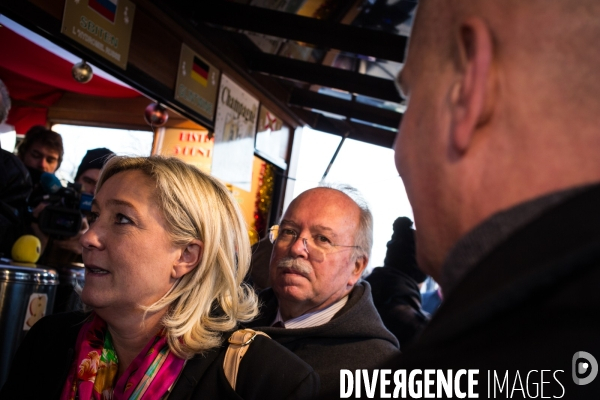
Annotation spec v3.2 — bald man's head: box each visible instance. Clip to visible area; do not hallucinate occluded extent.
[410,0,600,112]
[396,0,600,280]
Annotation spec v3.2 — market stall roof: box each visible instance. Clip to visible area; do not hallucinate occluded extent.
[154,0,416,148]
[1,0,416,147]
[0,21,141,133]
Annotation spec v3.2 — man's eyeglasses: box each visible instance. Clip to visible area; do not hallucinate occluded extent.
[269,225,359,258]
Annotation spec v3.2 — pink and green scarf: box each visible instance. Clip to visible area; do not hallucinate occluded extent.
[60,313,185,400]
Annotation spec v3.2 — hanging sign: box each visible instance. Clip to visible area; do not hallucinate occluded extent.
[155,127,214,174]
[255,105,289,169]
[175,44,221,121]
[212,74,259,191]
[62,0,136,69]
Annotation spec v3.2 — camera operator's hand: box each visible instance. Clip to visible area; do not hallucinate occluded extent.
[54,217,89,255]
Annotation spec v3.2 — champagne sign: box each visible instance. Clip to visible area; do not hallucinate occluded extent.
[211,74,259,191]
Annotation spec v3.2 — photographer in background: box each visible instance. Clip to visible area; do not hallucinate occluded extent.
[17,125,63,177]
[15,126,64,254]
[73,147,115,195]
[41,148,115,266]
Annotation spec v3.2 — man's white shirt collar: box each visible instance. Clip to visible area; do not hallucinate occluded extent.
[271,295,349,329]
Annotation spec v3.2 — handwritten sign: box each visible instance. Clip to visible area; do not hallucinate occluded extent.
[155,127,214,173]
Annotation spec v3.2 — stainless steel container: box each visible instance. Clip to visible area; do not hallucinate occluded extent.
[0,260,58,389]
[53,262,85,314]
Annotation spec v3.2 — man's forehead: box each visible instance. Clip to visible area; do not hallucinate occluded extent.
[288,188,356,212]
[280,218,337,234]
[282,188,360,231]
[30,143,59,156]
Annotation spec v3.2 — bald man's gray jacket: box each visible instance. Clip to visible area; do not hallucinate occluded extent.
[247,281,400,400]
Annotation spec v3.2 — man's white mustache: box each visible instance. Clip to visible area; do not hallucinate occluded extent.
[276,257,312,276]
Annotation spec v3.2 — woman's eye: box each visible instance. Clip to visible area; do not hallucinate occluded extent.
[89,212,99,224]
[116,214,132,224]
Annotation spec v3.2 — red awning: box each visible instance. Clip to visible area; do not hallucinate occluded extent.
[0,25,140,133]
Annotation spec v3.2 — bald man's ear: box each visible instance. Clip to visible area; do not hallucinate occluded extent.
[449,18,496,154]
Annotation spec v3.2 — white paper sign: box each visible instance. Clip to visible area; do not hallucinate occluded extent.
[212,74,259,191]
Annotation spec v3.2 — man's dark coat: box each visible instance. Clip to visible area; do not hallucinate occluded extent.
[248,282,400,399]
[391,185,600,398]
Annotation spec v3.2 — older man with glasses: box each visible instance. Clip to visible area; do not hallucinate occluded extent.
[247,185,401,400]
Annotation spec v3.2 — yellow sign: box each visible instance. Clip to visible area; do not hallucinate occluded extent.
[62,0,135,69]
[175,44,221,121]
[155,127,214,174]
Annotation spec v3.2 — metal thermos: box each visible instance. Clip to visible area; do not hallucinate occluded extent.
[0,260,58,389]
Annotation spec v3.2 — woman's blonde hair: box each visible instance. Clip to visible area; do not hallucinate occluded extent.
[95,156,258,359]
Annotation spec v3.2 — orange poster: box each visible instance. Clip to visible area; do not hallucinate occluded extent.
[155,127,214,174]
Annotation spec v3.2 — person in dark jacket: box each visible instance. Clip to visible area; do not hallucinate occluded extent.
[251,281,398,400]
[1,156,318,399]
[0,79,32,257]
[365,216,429,348]
[391,0,600,397]
[248,185,400,399]
[0,147,31,258]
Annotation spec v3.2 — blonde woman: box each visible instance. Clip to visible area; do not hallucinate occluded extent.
[2,156,318,400]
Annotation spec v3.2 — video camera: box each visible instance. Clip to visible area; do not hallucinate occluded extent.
[29,173,93,238]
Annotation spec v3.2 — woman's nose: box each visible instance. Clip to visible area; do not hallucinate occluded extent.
[80,221,103,250]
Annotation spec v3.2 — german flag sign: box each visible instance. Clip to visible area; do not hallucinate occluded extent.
[191,56,209,87]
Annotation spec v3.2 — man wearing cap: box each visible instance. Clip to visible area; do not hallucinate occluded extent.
[248,185,401,399]
[74,148,114,195]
